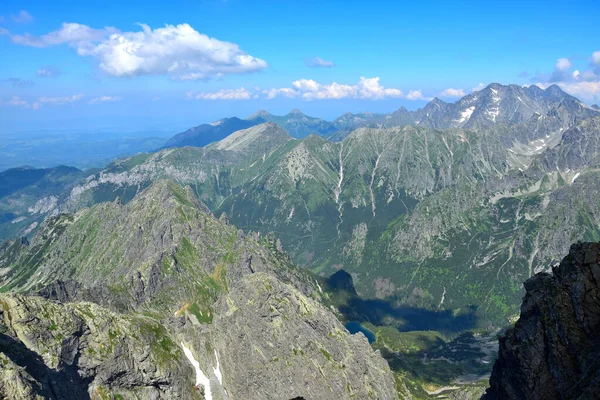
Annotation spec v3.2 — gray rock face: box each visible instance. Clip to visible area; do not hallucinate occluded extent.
[0,181,399,400]
[212,273,398,400]
[0,295,194,399]
[483,242,600,399]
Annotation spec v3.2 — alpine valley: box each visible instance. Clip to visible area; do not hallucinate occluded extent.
[2,83,600,399]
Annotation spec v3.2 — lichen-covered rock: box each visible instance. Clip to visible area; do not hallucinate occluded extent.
[0,295,195,399]
[0,181,399,399]
[212,273,398,400]
[483,242,600,399]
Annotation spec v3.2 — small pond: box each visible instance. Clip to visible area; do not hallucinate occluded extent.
[345,321,376,344]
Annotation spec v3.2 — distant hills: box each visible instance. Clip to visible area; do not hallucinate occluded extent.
[163,83,599,148]
[162,117,262,149]
[247,108,338,138]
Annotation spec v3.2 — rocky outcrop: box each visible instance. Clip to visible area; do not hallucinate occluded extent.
[0,181,399,399]
[0,295,194,399]
[483,242,600,399]
[212,273,398,400]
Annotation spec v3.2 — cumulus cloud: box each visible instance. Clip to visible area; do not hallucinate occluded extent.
[406,90,427,100]
[89,95,122,104]
[187,77,422,101]
[36,66,61,77]
[6,23,267,80]
[189,88,252,100]
[556,81,600,101]
[439,88,466,98]
[11,10,33,24]
[556,58,572,71]
[304,57,335,68]
[532,51,600,101]
[2,78,34,88]
[286,76,403,100]
[262,88,298,99]
[8,23,118,47]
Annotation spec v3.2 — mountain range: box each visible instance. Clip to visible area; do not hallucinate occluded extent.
[162,83,599,149]
[2,82,600,398]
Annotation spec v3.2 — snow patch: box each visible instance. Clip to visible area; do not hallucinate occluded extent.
[181,343,212,400]
[458,106,475,123]
[213,350,223,386]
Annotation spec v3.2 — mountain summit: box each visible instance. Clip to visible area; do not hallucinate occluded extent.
[162,117,262,149]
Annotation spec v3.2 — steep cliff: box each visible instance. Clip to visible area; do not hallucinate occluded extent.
[483,242,600,399]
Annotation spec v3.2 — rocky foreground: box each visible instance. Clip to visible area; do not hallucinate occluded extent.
[483,242,600,399]
[0,181,397,400]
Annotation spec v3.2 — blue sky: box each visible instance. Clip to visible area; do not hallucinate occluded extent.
[1,0,600,132]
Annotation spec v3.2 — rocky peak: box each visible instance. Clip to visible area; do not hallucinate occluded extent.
[214,122,292,155]
[483,242,600,399]
[248,109,272,119]
[544,83,567,97]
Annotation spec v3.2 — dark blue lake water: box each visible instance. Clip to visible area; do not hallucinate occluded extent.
[345,321,376,344]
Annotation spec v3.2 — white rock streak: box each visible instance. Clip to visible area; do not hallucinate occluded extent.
[181,343,212,400]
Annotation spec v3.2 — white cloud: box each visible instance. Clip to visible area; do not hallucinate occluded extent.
[7,96,28,107]
[190,88,252,100]
[304,57,335,68]
[472,83,486,92]
[11,10,33,24]
[439,88,466,98]
[0,96,37,110]
[593,51,600,65]
[533,51,600,101]
[79,23,267,79]
[89,95,122,104]
[7,23,267,80]
[38,94,85,104]
[284,76,403,100]
[292,79,356,99]
[357,77,403,99]
[555,81,600,101]
[9,23,117,47]
[36,66,61,77]
[406,90,426,100]
[556,58,572,71]
[262,88,298,99]
[152,96,160,101]
[187,77,417,101]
